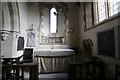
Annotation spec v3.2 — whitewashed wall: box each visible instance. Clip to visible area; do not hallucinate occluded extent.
[67,3,79,48]
[16,2,28,57]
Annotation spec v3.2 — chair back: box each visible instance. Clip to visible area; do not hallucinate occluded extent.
[23,48,33,61]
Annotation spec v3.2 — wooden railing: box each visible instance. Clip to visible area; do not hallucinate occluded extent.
[68,59,105,80]
[115,64,120,80]
[2,63,38,80]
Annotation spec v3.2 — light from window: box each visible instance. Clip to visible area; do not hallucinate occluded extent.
[109,0,120,16]
[50,7,57,33]
[97,0,107,22]
[96,0,120,23]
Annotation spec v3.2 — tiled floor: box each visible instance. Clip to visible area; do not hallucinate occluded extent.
[24,72,68,80]
[38,78,67,80]
[39,73,68,78]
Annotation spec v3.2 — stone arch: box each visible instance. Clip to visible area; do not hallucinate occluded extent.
[2,2,20,32]
[2,2,11,31]
[1,2,20,57]
[11,2,20,32]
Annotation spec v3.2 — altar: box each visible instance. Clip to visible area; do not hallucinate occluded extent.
[34,49,75,73]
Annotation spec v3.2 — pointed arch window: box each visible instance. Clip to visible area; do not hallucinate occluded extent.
[50,7,57,33]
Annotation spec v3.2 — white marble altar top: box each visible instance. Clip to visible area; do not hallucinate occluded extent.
[34,49,75,57]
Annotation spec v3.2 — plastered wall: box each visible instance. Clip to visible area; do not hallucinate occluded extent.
[16,2,28,57]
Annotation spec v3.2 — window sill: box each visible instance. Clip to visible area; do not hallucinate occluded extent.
[84,12,120,31]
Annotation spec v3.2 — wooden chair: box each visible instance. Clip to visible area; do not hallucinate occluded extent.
[16,48,34,64]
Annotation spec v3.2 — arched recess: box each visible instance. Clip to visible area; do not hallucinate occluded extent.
[38,2,68,45]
